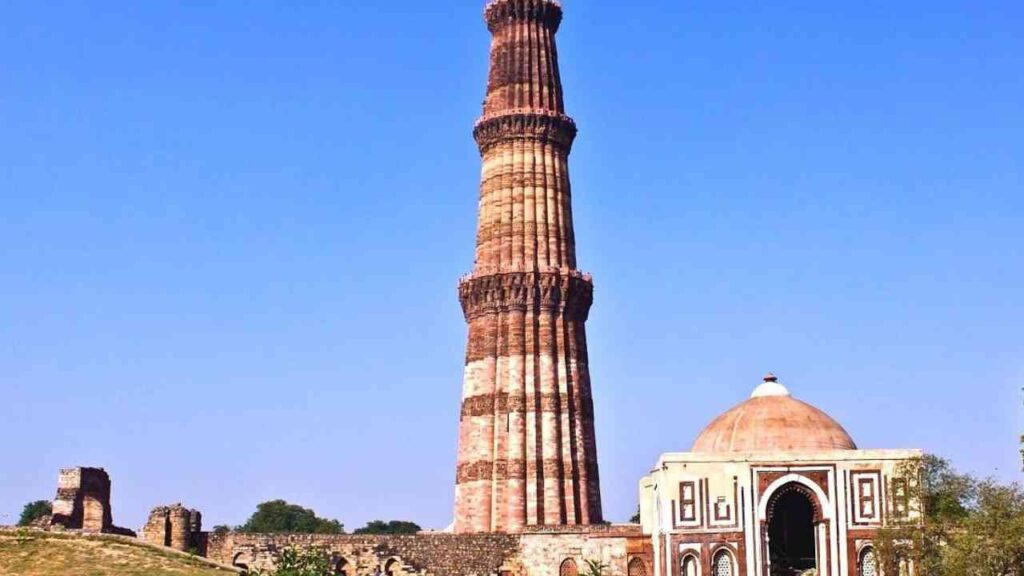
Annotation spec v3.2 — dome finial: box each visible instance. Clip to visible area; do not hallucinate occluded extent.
[752,373,790,398]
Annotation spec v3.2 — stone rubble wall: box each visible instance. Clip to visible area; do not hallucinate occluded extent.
[207,532,521,576]
[205,526,647,576]
[519,525,647,576]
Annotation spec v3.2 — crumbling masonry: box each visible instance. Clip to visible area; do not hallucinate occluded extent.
[142,504,203,552]
[48,467,134,536]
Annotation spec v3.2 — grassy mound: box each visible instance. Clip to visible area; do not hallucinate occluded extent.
[0,529,238,576]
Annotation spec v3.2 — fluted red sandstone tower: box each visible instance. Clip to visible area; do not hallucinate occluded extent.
[454,0,602,533]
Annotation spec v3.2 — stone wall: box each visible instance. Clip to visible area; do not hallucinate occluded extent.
[518,526,649,576]
[205,526,649,576]
[207,533,521,575]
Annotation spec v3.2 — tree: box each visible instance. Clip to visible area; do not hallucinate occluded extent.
[274,548,333,576]
[876,455,1024,576]
[353,520,421,535]
[247,547,333,576]
[943,480,1024,576]
[237,500,344,534]
[17,500,52,526]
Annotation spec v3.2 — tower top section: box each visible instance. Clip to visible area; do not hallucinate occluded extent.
[477,0,572,147]
[484,0,563,33]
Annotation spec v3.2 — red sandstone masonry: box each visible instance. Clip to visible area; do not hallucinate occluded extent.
[454,0,603,533]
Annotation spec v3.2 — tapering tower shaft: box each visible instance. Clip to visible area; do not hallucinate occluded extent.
[454,0,602,534]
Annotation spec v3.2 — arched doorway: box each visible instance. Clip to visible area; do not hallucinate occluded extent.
[766,484,819,576]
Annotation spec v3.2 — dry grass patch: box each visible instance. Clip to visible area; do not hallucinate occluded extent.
[0,530,237,576]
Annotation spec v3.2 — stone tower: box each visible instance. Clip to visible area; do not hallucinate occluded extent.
[454,0,602,533]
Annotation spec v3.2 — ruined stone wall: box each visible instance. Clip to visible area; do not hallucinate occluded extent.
[207,533,521,575]
[205,527,647,576]
[48,467,132,535]
[518,526,648,576]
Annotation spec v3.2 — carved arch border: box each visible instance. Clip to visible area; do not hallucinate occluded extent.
[758,473,832,522]
[710,547,738,576]
[679,551,701,576]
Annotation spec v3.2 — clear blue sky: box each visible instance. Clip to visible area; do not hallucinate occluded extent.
[1,0,1021,531]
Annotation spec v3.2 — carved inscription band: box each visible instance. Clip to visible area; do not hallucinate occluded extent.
[459,271,593,321]
[474,112,577,154]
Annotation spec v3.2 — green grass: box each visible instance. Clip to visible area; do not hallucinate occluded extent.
[0,530,238,576]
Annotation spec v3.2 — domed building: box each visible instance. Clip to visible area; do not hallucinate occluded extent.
[638,375,919,576]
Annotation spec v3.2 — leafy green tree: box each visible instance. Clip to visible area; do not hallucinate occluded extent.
[943,479,1024,576]
[274,548,333,576]
[629,506,641,524]
[17,500,52,526]
[237,500,344,534]
[247,547,333,576]
[353,520,421,535]
[877,455,975,576]
[876,455,1024,576]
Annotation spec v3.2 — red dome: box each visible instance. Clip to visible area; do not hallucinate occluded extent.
[692,376,857,453]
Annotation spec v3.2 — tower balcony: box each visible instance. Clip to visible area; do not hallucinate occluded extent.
[473,109,577,154]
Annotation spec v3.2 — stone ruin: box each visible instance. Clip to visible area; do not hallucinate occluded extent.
[141,503,203,553]
[46,467,135,536]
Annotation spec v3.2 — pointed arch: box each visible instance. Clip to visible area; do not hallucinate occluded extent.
[858,546,878,576]
[712,549,734,576]
[758,473,832,521]
[680,553,701,576]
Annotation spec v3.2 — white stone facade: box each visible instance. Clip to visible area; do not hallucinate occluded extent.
[639,449,921,576]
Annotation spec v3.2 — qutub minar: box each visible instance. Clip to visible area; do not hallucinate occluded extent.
[36,2,920,575]
[454,0,601,533]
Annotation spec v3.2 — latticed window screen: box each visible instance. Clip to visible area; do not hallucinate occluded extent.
[713,552,733,576]
[681,555,699,576]
[628,558,647,576]
[560,559,579,576]
[860,548,878,576]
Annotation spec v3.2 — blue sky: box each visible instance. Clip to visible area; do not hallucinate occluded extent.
[1,0,1021,531]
